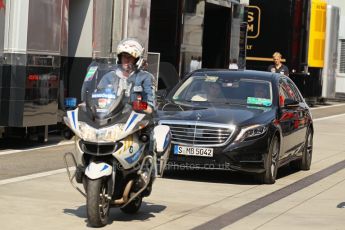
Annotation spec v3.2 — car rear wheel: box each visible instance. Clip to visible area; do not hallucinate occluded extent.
[301,130,313,170]
[258,136,280,184]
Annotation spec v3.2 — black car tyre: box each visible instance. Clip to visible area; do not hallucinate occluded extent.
[258,136,280,184]
[87,178,110,227]
[292,129,313,171]
[301,129,313,170]
[120,193,142,214]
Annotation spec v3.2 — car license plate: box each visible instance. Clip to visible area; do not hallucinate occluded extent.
[173,145,213,157]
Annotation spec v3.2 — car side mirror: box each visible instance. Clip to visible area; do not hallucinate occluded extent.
[284,98,299,108]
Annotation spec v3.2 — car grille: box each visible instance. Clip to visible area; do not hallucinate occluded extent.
[159,120,235,147]
[79,141,122,156]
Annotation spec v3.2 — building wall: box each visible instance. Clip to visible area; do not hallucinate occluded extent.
[327,0,345,94]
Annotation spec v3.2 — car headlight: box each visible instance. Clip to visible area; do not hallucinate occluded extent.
[78,121,124,142]
[234,124,267,142]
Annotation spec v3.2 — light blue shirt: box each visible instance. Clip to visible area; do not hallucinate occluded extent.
[127,70,155,108]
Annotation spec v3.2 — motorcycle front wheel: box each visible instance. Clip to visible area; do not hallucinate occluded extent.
[86,178,110,227]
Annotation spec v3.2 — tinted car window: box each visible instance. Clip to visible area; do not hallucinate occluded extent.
[285,78,303,102]
[279,80,295,100]
[171,74,273,106]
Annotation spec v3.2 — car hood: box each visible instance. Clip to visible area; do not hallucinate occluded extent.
[157,101,275,126]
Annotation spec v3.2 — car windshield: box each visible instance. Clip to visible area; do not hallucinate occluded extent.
[171,74,273,107]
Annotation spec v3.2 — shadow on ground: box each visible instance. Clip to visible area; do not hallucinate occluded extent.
[63,201,166,226]
[161,163,301,185]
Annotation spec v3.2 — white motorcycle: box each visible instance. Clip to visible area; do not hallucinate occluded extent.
[63,62,171,227]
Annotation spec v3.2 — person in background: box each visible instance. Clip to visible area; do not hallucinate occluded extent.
[267,52,289,76]
[196,56,202,69]
[229,59,239,70]
[254,84,269,99]
[204,82,226,102]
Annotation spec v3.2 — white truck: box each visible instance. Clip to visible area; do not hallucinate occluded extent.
[0,0,68,142]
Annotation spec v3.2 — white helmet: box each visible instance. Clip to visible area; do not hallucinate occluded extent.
[116,38,145,69]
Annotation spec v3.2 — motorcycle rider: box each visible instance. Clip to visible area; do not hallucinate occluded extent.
[98,37,155,114]
[79,38,157,191]
[115,38,156,195]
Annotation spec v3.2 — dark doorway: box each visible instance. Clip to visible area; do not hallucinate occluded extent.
[202,3,231,68]
[149,0,183,89]
[149,0,183,69]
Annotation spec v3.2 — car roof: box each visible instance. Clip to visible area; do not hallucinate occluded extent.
[191,69,280,82]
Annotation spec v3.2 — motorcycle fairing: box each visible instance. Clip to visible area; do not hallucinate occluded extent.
[153,125,171,153]
[124,144,146,164]
[124,111,146,133]
[85,162,112,179]
[112,134,145,169]
[64,108,81,137]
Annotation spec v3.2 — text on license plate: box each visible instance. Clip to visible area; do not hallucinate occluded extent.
[174,145,213,157]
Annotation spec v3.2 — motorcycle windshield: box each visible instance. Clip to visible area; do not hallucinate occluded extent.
[81,63,131,120]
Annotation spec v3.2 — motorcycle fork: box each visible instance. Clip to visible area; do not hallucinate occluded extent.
[106,161,117,201]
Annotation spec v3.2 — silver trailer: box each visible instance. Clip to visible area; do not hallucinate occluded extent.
[0,0,68,141]
[0,0,153,141]
[67,0,153,101]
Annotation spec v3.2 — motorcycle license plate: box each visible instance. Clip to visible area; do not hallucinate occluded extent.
[173,145,213,157]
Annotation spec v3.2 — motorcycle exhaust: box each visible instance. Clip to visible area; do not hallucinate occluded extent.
[113,180,134,205]
[120,155,154,208]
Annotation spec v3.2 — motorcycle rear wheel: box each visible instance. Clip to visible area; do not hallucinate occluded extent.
[87,178,110,227]
[120,193,142,214]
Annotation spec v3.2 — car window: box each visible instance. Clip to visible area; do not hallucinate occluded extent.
[171,74,273,106]
[279,79,301,107]
[285,78,303,102]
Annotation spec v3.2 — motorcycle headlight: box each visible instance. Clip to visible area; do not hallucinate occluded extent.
[78,121,124,142]
[234,124,267,142]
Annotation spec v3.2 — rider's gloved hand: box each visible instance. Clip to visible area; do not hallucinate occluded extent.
[144,105,153,114]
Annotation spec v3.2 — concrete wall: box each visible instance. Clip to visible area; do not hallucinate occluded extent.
[327,0,345,94]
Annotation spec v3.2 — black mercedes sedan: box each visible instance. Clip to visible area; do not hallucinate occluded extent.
[157,69,313,184]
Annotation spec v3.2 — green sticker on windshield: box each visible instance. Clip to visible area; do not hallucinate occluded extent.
[247,97,272,106]
[247,105,271,112]
[85,66,98,81]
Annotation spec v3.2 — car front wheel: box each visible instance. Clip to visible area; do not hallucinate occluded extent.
[258,136,280,184]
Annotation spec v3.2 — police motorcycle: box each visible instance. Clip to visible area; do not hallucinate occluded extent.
[63,61,171,227]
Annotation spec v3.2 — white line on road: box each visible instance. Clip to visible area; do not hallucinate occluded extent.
[0,168,74,186]
[0,140,74,156]
[311,103,345,110]
[314,113,345,121]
